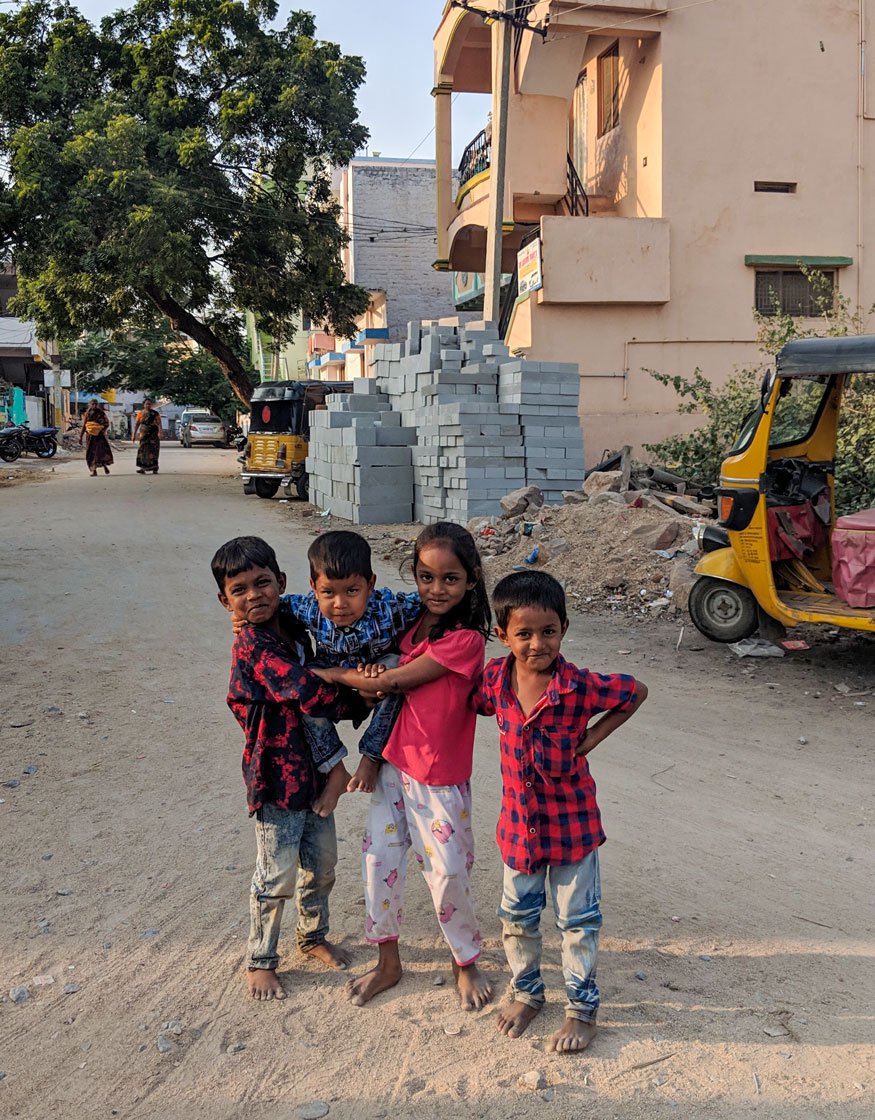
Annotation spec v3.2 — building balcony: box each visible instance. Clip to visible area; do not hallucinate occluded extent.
[307,330,337,358]
[0,314,40,359]
[538,214,669,305]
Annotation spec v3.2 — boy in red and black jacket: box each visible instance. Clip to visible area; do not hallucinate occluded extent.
[472,571,647,1054]
[213,535,361,1002]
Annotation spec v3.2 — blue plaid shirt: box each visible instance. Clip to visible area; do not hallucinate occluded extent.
[282,588,422,667]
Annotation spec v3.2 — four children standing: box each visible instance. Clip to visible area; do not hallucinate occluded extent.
[213,523,647,1051]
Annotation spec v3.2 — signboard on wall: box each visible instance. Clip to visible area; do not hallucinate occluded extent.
[517,239,543,295]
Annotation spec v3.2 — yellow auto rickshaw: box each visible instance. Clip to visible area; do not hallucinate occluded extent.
[241,379,352,499]
[689,335,875,642]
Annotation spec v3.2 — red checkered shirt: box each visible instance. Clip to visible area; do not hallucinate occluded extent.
[471,654,638,873]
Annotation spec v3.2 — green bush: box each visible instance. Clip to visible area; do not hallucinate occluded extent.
[643,274,875,515]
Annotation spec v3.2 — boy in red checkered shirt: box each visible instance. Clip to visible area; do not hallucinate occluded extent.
[472,571,647,1053]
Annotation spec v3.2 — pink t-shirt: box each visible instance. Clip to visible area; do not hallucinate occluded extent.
[382,625,486,786]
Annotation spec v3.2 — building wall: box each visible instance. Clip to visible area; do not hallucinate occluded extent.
[443,0,875,462]
[344,159,456,340]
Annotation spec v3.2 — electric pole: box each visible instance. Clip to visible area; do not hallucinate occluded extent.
[483,0,512,324]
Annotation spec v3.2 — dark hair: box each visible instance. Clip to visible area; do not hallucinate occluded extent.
[492,571,567,630]
[211,535,281,591]
[308,530,373,582]
[412,522,492,640]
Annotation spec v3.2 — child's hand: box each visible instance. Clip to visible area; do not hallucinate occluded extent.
[231,616,246,636]
[574,729,597,757]
[356,662,387,679]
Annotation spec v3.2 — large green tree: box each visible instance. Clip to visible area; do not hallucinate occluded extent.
[0,0,370,404]
[66,325,241,420]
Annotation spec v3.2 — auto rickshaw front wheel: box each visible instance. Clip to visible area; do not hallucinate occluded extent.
[253,478,281,499]
[688,577,758,643]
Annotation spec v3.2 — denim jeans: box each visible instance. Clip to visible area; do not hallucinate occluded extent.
[302,653,403,772]
[497,851,602,1022]
[248,803,337,971]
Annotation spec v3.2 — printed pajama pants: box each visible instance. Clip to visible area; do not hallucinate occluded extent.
[362,763,482,966]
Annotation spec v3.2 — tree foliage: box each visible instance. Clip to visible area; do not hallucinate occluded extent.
[644,272,875,514]
[0,0,371,404]
[65,325,241,420]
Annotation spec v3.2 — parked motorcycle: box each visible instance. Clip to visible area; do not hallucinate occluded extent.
[0,425,24,463]
[19,423,59,458]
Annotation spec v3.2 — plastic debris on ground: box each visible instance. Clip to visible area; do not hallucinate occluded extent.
[729,638,786,658]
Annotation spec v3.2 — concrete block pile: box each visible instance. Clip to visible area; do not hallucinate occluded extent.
[306,319,584,525]
[498,360,586,505]
[306,379,415,525]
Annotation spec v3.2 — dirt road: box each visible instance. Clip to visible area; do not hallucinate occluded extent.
[1,447,873,1119]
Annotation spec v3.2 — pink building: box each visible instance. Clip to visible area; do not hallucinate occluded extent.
[433,0,875,462]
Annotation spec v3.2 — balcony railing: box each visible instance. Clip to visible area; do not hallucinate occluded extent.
[564,154,589,217]
[458,128,491,191]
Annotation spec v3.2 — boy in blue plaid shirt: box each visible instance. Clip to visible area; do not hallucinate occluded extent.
[472,571,647,1053]
[282,531,421,802]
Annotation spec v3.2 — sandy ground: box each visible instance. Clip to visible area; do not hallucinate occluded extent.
[1,445,874,1120]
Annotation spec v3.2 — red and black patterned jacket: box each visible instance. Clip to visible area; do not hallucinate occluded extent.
[227,624,353,814]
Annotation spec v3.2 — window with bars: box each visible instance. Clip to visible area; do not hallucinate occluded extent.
[598,42,620,136]
[754,269,835,317]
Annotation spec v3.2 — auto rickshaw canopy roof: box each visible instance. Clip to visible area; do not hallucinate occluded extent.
[776,335,875,377]
[250,379,350,402]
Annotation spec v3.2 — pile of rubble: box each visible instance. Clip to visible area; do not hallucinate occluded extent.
[344,466,711,622]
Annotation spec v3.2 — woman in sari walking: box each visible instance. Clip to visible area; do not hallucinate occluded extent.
[132,398,162,474]
[79,398,114,476]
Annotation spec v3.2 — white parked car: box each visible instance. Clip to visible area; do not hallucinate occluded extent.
[179,410,226,448]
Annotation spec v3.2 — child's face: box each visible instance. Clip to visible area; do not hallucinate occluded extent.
[496,605,568,669]
[310,569,376,626]
[219,564,286,626]
[414,543,474,617]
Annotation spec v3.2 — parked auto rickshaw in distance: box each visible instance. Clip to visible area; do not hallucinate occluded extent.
[241,379,352,499]
[689,334,875,642]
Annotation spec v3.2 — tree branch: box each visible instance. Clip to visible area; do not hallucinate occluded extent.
[142,284,254,405]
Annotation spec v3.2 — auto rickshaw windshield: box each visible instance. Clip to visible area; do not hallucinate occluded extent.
[768,375,831,448]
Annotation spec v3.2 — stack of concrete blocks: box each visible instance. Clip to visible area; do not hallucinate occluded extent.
[306,318,585,524]
[306,380,416,525]
[371,321,529,523]
[497,360,586,504]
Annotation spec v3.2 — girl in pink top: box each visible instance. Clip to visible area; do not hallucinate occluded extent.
[314,523,492,1011]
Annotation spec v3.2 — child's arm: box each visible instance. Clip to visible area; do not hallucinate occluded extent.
[313,656,447,696]
[468,670,496,717]
[250,638,344,718]
[575,680,648,757]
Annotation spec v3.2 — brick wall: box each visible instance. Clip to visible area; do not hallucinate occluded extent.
[348,161,458,341]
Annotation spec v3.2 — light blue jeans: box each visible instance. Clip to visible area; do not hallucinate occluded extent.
[302,653,403,772]
[497,850,602,1022]
[248,803,337,971]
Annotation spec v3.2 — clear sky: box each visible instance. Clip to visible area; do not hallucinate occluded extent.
[71,0,489,164]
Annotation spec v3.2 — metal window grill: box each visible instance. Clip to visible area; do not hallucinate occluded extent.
[755,269,834,317]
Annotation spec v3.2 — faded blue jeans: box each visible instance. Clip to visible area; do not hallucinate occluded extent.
[497,850,602,1022]
[248,803,337,971]
[302,653,402,773]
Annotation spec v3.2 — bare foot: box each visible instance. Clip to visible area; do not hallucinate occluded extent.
[346,756,381,794]
[496,999,541,1038]
[347,942,402,1006]
[302,940,351,971]
[312,761,350,817]
[453,960,492,1010]
[247,967,286,1001]
[547,1016,597,1053]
